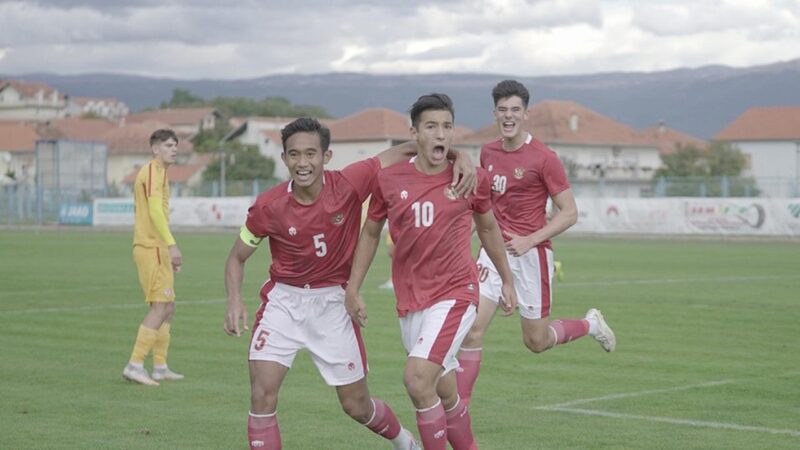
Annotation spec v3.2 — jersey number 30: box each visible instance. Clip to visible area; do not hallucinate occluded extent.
[492,175,507,194]
[411,201,434,228]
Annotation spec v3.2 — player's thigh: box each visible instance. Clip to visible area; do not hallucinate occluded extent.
[249,360,289,406]
[401,300,476,375]
[306,288,368,387]
[133,246,174,303]
[515,247,554,320]
[249,286,302,369]
[472,295,500,334]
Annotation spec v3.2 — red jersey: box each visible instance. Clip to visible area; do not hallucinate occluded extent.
[368,159,493,317]
[480,134,570,249]
[245,158,380,293]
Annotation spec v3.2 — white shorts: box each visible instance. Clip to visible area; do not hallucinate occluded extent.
[249,281,367,386]
[476,246,554,320]
[399,299,476,375]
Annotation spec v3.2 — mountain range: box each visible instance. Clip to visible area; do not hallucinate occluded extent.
[8,58,800,139]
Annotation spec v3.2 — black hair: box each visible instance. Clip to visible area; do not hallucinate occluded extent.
[409,93,454,128]
[149,129,179,146]
[491,80,530,107]
[280,117,331,152]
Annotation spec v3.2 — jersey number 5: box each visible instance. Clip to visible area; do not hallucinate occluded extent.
[313,233,327,257]
[411,201,434,228]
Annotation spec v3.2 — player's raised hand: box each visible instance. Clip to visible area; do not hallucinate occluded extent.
[451,152,477,198]
[502,230,535,257]
[345,288,368,327]
[224,300,249,337]
[499,282,517,316]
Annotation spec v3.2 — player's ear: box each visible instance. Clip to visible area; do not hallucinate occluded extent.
[323,149,332,164]
[409,125,418,141]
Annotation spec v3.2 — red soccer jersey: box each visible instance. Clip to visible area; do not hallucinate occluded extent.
[368,159,493,317]
[480,134,570,249]
[245,158,380,293]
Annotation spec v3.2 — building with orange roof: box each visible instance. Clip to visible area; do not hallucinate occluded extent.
[0,79,67,121]
[36,117,118,142]
[639,122,707,156]
[715,106,800,197]
[100,120,195,188]
[126,107,220,135]
[458,100,662,197]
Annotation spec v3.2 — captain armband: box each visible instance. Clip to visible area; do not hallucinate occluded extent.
[240,226,264,248]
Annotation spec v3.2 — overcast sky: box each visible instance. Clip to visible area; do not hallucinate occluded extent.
[1,0,799,79]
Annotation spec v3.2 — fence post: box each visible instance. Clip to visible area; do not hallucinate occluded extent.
[252,179,259,196]
[699,183,707,197]
[212,180,219,197]
[655,176,666,197]
[720,176,729,197]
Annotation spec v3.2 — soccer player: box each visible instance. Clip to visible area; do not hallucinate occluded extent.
[456,80,617,405]
[223,117,476,450]
[345,94,517,450]
[122,128,184,386]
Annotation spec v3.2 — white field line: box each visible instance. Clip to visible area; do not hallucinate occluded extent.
[534,376,800,438]
[557,274,799,289]
[538,407,800,437]
[540,379,735,408]
[0,298,226,315]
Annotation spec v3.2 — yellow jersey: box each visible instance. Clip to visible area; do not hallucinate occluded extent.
[133,159,175,247]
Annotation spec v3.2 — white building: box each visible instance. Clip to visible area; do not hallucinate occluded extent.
[0,80,67,121]
[715,106,800,197]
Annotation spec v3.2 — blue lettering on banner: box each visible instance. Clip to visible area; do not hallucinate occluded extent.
[58,203,93,225]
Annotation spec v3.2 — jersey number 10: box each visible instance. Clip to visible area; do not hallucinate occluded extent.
[411,201,434,228]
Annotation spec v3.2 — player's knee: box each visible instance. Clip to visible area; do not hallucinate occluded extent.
[403,373,433,403]
[522,334,550,353]
[250,383,278,412]
[463,328,485,347]
[340,396,371,423]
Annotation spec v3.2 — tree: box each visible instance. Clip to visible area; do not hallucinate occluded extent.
[653,142,759,197]
[158,88,331,118]
[160,89,205,108]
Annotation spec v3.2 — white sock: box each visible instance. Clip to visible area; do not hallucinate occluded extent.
[390,427,415,450]
[587,318,599,336]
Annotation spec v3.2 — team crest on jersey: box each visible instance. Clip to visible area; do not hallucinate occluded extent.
[443,186,458,200]
[400,190,409,200]
[514,167,525,179]
[164,288,173,297]
[288,226,297,236]
[331,212,345,225]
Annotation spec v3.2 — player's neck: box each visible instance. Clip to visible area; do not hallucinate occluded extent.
[413,156,448,175]
[502,132,528,152]
[153,158,171,169]
[291,179,323,205]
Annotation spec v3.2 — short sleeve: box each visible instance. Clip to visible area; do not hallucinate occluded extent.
[341,157,381,202]
[542,151,571,196]
[367,180,388,222]
[244,197,270,238]
[471,169,493,214]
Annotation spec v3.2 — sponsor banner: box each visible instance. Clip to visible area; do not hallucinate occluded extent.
[58,202,93,225]
[93,197,254,227]
[571,198,800,237]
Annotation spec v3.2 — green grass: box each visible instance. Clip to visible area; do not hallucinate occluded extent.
[1,229,798,449]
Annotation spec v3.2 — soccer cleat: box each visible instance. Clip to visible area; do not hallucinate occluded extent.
[378,280,394,290]
[585,308,616,352]
[123,364,160,386]
[152,366,185,381]
[393,428,421,450]
[554,260,564,282]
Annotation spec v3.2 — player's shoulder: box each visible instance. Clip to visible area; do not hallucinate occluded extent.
[379,157,415,177]
[253,180,292,208]
[481,138,504,153]
[526,135,556,154]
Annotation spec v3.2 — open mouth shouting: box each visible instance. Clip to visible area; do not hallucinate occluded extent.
[432,144,447,160]
[501,120,516,134]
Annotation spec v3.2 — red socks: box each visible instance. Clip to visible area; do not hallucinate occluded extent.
[549,319,590,346]
[445,397,478,450]
[248,412,281,450]
[365,398,402,440]
[456,348,482,405]
[416,400,448,450]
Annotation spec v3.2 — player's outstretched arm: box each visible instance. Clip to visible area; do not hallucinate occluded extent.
[375,140,419,168]
[474,210,518,315]
[345,218,385,327]
[503,188,578,257]
[224,236,258,337]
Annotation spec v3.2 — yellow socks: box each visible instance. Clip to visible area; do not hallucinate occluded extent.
[152,322,171,367]
[129,324,158,365]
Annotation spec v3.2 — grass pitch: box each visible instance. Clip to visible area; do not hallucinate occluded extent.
[0,229,798,449]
